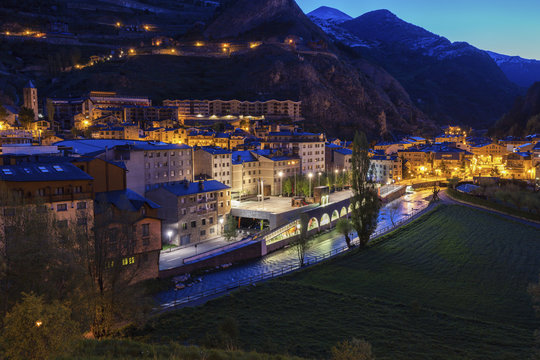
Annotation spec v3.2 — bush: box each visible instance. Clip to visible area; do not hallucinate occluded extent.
[331,338,374,360]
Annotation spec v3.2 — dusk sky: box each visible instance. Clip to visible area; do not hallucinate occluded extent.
[297,0,540,59]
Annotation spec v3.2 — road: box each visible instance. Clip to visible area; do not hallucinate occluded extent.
[156,190,433,307]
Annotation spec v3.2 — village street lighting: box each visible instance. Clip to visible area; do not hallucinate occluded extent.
[308,173,313,197]
[278,171,283,196]
[167,230,173,244]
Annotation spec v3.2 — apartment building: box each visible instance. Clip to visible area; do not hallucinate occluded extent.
[55,140,193,195]
[325,144,352,173]
[261,131,325,174]
[91,124,141,140]
[193,147,232,186]
[146,180,231,246]
[369,155,403,184]
[0,161,94,232]
[397,148,431,174]
[163,99,302,120]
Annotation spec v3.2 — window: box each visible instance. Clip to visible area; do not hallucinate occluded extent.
[52,165,64,172]
[38,166,49,173]
[57,204,67,212]
[210,227,215,234]
[2,169,13,175]
[200,230,206,236]
[142,223,150,237]
[55,187,64,195]
[202,219,206,226]
[182,223,188,230]
[74,186,82,194]
[77,202,86,210]
[122,257,135,266]
[191,221,196,228]
[77,217,87,226]
[209,217,214,224]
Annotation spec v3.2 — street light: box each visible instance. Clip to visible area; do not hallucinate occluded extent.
[278,171,283,196]
[308,173,313,197]
[167,230,173,244]
[35,320,42,327]
[318,172,321,186]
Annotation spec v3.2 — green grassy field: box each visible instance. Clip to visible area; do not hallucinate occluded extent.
[134,205,540,359]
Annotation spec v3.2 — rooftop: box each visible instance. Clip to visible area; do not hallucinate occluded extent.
[151,180,230,196]
[0,162,93,182]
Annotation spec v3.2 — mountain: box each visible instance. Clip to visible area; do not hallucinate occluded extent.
[308,6,352,23]
[315,9,520,128]
[204,0,327,41]
[487,51,540,89]
[491,82,540,136]
[199,0,435,137]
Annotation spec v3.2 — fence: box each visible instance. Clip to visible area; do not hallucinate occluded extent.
[159,203,431,311]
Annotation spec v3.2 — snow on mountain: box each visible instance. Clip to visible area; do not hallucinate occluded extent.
[307,6,352,23]
[308,7,370,48]
[486,51,540,88]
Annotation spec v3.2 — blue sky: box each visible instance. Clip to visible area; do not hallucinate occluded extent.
[297,0,540,59]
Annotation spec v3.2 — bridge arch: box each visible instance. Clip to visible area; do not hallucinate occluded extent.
[331,210,340,222]
[320,213,331,227]
[308,217,319,232]
[340,206,347,218]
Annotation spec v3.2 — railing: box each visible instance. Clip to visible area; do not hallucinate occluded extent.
[160,203,431,311]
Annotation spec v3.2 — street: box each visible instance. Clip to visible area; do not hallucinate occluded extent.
[156,190,433,307]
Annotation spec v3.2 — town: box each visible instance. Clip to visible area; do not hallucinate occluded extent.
[1,82,539,283]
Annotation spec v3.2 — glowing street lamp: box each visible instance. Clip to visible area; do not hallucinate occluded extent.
[35,320,42,327]
[308,173,313,197]
[278,171,283,196]
[167,230,173,244]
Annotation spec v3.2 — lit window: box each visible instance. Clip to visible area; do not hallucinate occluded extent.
[53,165,64,172]
[38,166,49,173]
[2,169,13,175]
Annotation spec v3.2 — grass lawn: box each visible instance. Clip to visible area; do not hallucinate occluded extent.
[134,205,540,359]
[447,188,540,222]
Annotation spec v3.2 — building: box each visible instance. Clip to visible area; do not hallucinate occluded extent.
[397,147,430,175]
[505,152,534,180]
[163,99,302,120]
[231,150,260,198]
[123,106,180,127]
[94,189,162,282]
[325,144,352,173]
[91,124,141,140]
[261,131,325,174]
[254,150,301,196]
[146,180,231,246]
[0,160,94,232]
[55,140,193,195]
[369,155,402,184]
[46,97,85,129]
[23,81,39,120]
[193,147,232,186]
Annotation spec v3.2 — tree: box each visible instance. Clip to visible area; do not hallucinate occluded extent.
[292,214,310,267]
[283,177,293,197]
[336,218,353,248]
[80,198,155,338]
[18,107,35,129]
[350,132,381,247]
[223,215,237,242]
[387,201,401,226]
[0,293,78,360]
[46,99,55,123]
[431,185,440,202]
[331,338,375,360]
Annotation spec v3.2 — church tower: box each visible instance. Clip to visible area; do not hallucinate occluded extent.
[23,80,38,120]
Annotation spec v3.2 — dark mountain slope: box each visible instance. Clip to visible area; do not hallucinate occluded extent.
[492,82,540,136]
[326,10,521,128]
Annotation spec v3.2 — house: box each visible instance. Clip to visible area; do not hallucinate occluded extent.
[194,147,232,186]
[369,155,402,184]
[146,180,231,246]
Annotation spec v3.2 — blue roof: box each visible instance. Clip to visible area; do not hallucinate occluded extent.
[96,189,160,212]
[198,146,231,155]
[232,151,257,165]
[334,148,353,156]
[0,163,93,182]
[54,139,190,155]
[26,80,36,89]
[154,180,230,196]
[371,155,398,161]
[325,143,341,149]
[534,142,540,150]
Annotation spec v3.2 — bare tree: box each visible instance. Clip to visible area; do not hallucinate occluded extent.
[387,201,401,227]
[292,214,311,267]
[336,218,353,248]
